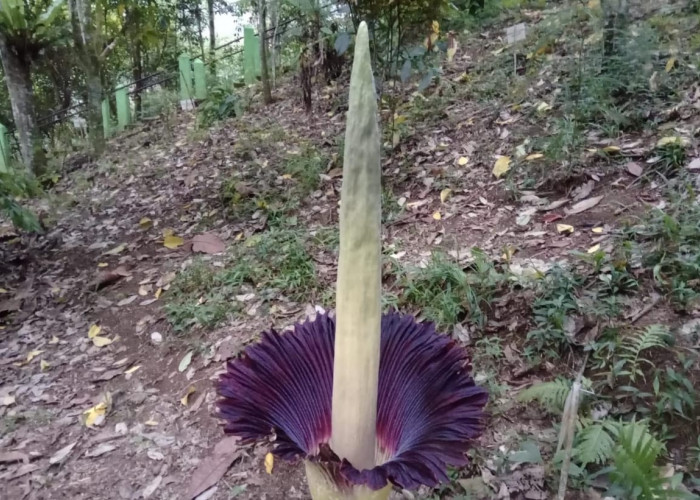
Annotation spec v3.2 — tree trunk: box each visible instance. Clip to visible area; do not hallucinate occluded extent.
[69,0,105,158]
[132,41,143,117]
[0,34,44,174]
[195,4,205,59]
[207,0,216,74]
[258,0,272,105]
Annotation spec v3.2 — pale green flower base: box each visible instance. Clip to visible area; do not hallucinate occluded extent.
[305,461,391,500]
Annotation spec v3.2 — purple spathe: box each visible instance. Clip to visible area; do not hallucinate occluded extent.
[217,312,488,490]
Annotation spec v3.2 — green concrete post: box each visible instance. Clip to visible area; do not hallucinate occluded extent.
[243,26,257,85]
[0,123,8,172]
[102,99,112,138]
[178,53,194,110]
[193,58,207,100]
[116,88,131,131]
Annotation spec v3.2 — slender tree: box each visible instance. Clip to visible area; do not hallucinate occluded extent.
[207,0,215,73]
[258,0,272,104]
[0,0,65,174]
[68,0,105,157]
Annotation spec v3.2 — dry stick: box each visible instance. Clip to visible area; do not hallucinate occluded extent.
[556,353,588,500]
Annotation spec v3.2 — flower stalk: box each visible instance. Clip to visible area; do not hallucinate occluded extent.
[330,19,382,474]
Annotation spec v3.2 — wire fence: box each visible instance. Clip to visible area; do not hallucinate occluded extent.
[28,2,345,133]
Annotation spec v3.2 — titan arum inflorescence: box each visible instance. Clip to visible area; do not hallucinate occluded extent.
[217,22,488,500]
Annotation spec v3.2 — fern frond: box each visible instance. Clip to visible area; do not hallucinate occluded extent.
[518,378,572,413]
[620,324,670,361]
[574,421,617,466]
[611,421,670,499]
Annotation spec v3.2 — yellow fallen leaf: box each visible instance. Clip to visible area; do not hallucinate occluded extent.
[656,136,682,147]
[525,153,544,161]
[493,156,511,179]
[124,365,141,375]
[536,102,551,112]
[138,285,150,296]
[0,288,7,293]
[432,211,442,220]
[587,0,600,8]
[83,401,107,427]
[591,227,604,234]
[587,244,601,254]
[180,386,196,406]
[154,288,162,299]
[88,324,101,339]
[557,224,574,234]
[139,217,152,229]
[26,350,44,363]
[602,146,620,154]
[163,234,184,249]
[431,20,439,34]
[501,246,515,262]
[40,359,50,371]
[97,262,108,268]
[144,420,158,426]
[281,173,293,180]
[49,335,60,344]
[92,336,113,347]
[440,188,452,203]
[265,452,274,474]
[235,232,244,241]
[457,156,469,166]
[163,228,174,237]
[665,57,676,73]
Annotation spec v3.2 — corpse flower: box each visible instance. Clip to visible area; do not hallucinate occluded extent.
[217,22,488,500]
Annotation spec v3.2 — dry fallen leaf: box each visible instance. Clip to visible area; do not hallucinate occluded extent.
[432,211,442,221]
[40,359,50,371]
[92,336,113,347]
[25,349,43,363]
[88,324,101,339]
[592,227,604,234]
[124,365,141,375]
[181,386,196,406]
[626,162,643,177]
[1,394,16,406]
[687,158,700,171]
[665,56,676,73]
[96,265,130,289]
[457,156,469,166]
[164,234,185,249]
[49,441,78,465]
[83,394,111,427]
[602,145,620,154]
[440,188,452,203]
[179,351,194,372]
[185,437,241,499]
[587,244,601,254]
[192,233,226,254]
[104,243,126,256]
[265,452,274,474]
[492,156,511,178]
[0,451,29,464]
[656,136,685,148]
[139,217,153,230]
[525,153,544,161]
[557,224,574,234]
[565,195,603,215]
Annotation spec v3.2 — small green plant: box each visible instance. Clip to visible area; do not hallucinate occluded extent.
[0,170,41,231]
[400,250,504,329]
[198,84,241,127]
[285,145,324,195]
[525,266,582,360]
[518,378,573,414]
[653,140,686,176]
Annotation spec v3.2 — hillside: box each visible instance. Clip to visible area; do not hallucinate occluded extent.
[1,1,700,499]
